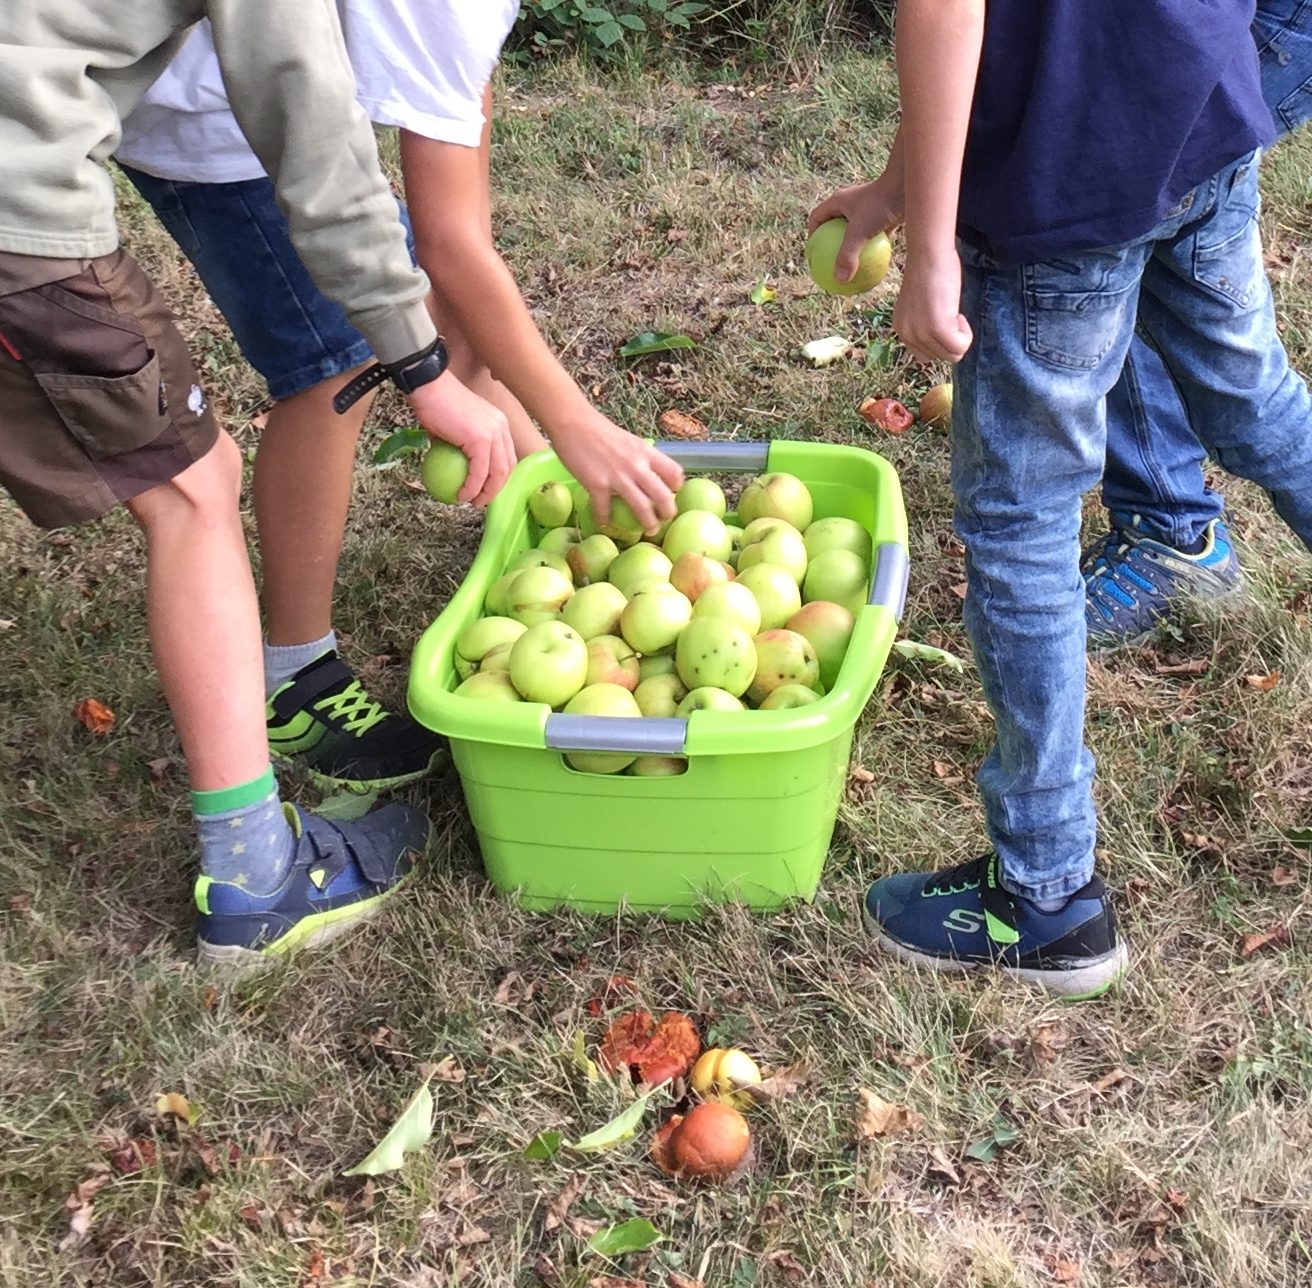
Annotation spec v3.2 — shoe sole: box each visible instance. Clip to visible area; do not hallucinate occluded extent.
[861,901,1129,1000]
[271,746,448,795]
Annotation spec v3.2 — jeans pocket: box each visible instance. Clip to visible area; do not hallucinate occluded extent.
[35,352,170,458]
[1023,271,1137,372]
[1192,174,1263,309]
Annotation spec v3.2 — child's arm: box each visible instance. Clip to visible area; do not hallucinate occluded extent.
[892,0,984,365]
[399,129,683,530]
[807,127,905,284]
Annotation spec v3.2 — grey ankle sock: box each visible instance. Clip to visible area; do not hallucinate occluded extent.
[193,771,296,895]
[264,630,337,696]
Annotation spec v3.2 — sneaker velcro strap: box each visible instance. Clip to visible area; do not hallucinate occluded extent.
[269,652,354,723]
[300,812,397,889]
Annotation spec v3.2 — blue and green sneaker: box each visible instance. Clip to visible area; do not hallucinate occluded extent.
[862,854,1128,999]
[195,801,427,968]
[1084,515,1241,648]
[267,651,444,792]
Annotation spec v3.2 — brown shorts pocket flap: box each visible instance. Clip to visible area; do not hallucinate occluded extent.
[35,352,170,459]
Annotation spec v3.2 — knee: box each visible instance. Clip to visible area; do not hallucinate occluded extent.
[129,430,243,531]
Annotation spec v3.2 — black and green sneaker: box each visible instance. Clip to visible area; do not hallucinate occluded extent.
[266,651,445,792]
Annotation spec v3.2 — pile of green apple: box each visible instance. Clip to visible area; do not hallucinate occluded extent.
[451,471,872,775]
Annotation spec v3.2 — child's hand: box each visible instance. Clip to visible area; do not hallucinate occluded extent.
[409,373,515,506]
[893,249,973,365]
[807,177,904,287]
[550,409,684,532]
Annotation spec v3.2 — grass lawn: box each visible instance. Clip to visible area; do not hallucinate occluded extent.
[2,44,1312,1288]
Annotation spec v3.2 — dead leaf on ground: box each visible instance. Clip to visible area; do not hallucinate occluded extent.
[765,1249,807,1278]
[589,1279,647,1288]
[1180,831,1224,857]
[108,1137,157,1175]
[60,1172,109,1252]
[744,1060,812,1105]
[239,1203,266,1232]
[667,1276,704,1288]
[849,764,875,784]
[544,1173,586,1233]
[657,409,708,440]
[854,1089,924,1141]
[1044,1253,1082,1283]
[1090,1068,1131,1095]
[1244,671,1281,692]
[1028,1023,1067,1066]
[1239,925,1291,957]
[147,756,172,782]
[1155,657,1209,676]
[426,1055,466,1084]
[950,582,968,600]
[74,697,115,735]
[925,1145,962,1186]
[1271,865,1297,887]
[494,970,534,1006]
[1164,1187,1189,1214]
[156,1091,195,1122]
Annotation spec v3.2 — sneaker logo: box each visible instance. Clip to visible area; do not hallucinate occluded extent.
[943,908,985,934]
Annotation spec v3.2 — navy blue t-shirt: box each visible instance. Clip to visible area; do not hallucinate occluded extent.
[959,1,1275,264]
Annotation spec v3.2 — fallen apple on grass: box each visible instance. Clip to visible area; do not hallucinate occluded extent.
[599,1010,701,1085]
[651,1101,751,1181]
[690,1048,762,1110]
[508,620,589,708]
[919,381,953,430]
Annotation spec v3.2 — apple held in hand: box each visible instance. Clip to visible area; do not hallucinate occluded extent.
[676,478,726,517]
[561,683,643,773]
[529,480,573,529]
[675,618,757,697]
[508,620,589,707]
[805,217,892,296]
[736,563,802,631]
[561,581,628,640]
[634,672,689,717]
[693,581,762,637]
[620,583,692,655]
[747,629,820,705]
[670,552,732,604]
[599,496,647,547]
[737,526,808,585]
[567,533,621,587]
[586,634,641,691]
[421,441,470,503]
[787,600,855,691]
[677,687,744,714]
[759,683,821,709]
[662,510,733,564]
[803,516,873,565]
[608,543,672,598]
[507,566,574,626]
[454,670,522,702]
[737,473,813,532]
[454,615,526,680]
[803,549,869,617]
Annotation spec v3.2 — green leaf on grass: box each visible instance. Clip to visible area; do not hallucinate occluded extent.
[315,789,380,821]
[892,640,966,672]
[619,331,697,358]
[865,337,896,369]
[570,1030,600,1082]
[343,1077,433,1176]
[523,1131,563,1161]
[1284,827,1312,849]
[587,1217,663,1256]
[965,1116,1020,1164]
[567,1085,661,1153]
[749,280,777,306]
[372,427,429,465]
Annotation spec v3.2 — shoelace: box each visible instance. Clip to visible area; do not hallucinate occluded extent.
[313,680,390,736]
[924,854,990,896]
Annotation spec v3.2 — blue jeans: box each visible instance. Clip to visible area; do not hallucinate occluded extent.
[1102,0,1312,546]
[955,152,1312,901]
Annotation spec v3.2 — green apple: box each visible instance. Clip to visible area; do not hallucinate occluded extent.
[634,672,688,717]
[628,755,687,776]
[561,683,642,773]
[508,620,589,707]
[576,495,601,538]
[454,670,522,702]
[561,581,628,640]
[726,524,746,563]
[538,525,582,557]
[693,581,762,636]
[675,478,727,517]
[507,548,571,579]
[759,683,821,710]
[675,618,757,697]
[507,566,574,626]
[803,516,873,565]
[670,551,732,603]
[740,516,795,546]
[608,543,672,598]
[620,583,692,655]
[677,687,744,714]
[747,629,820,705]
[738,473,813,532]
[787,600,855,691]
[803,549,869,616]
[662,510,732,564]
[805,218,892,296]
[479,642,515,674]
[529,480,573,529]
[485,572,522,617]
[566,534,620,587]
[599,496,646,547]
[454,615,526,680]
[736,563,802,631]
[586,634,641,691]
[421,441,469,503]
[638,653,679,682]
[737,527,808,584]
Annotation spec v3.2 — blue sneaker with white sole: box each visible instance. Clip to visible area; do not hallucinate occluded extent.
[1084,514,1241,648]
[194,801,427,969]
[863,854,1128,999]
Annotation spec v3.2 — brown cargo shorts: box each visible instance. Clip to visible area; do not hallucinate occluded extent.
[0,248,220,528]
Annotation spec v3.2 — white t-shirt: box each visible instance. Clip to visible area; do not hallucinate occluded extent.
[116,0,519,183]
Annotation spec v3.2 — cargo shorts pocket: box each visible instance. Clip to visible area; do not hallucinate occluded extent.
[34,351,170,458]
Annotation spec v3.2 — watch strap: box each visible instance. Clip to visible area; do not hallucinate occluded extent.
[331,338,449,415]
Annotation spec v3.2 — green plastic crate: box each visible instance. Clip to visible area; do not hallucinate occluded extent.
[409,439,908,916]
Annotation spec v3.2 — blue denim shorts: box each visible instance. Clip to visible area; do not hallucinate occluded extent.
[119,166,416,402]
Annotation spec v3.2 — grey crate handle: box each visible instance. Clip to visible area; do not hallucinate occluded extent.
[654,441,770,472]
[869,541,909,621]
[544,714,688,755]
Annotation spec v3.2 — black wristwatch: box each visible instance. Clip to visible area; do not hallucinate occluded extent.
[332,337,450,414]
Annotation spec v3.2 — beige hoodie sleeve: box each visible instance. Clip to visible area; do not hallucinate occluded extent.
[206,0,436,365]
